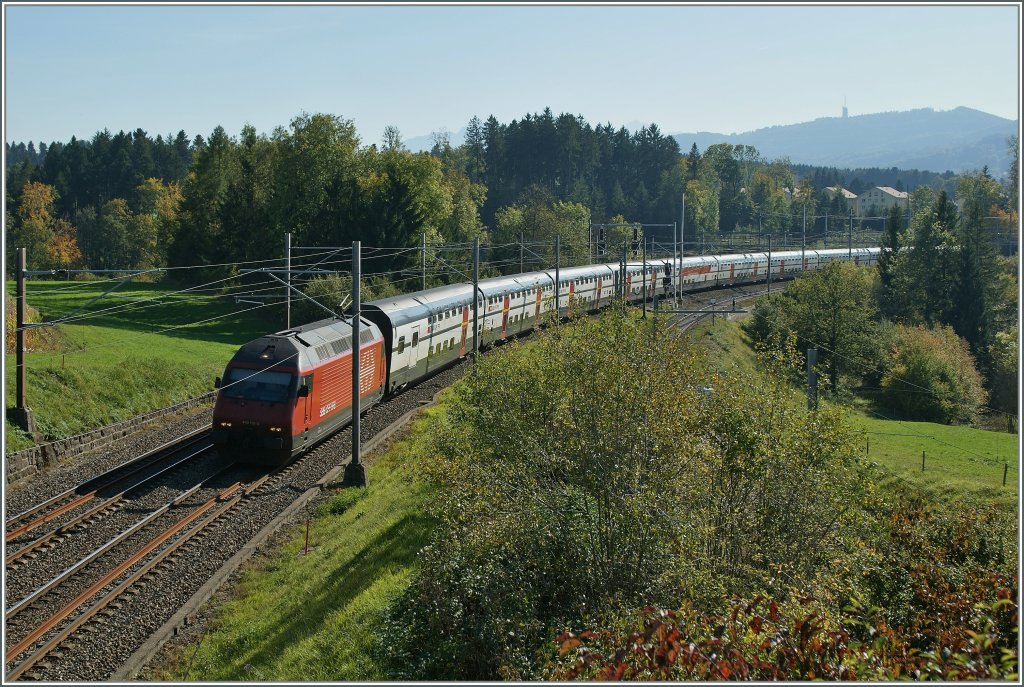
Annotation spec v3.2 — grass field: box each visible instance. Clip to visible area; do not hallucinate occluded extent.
[847,412,1018,507]
[153,404,443,681]
[4,279,280,452]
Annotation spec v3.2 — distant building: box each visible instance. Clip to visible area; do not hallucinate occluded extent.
[825,186,857,213]
[782,186,811,203]
[855,186,909,216]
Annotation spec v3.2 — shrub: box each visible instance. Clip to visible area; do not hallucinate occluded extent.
[549,577,1018,681]
[881,324,987,424]
[4,294,63,353]
[550,485,1019,681]
[378,312,868,679]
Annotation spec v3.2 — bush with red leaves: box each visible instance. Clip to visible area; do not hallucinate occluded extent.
[550,576,1017,681]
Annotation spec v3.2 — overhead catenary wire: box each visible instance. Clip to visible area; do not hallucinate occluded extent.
[26,298,288,363]
[18,274,290,330]
[24,247,359,294]
[857,404,1014,468]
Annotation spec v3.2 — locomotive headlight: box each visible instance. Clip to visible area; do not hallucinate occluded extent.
[269,426,283,432]
[219,421,233,428]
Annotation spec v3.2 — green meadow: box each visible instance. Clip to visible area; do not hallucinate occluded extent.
[4,279,278,452]
[847,412,1018,507]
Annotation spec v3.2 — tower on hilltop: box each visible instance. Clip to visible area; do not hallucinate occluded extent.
[842,97,848,119]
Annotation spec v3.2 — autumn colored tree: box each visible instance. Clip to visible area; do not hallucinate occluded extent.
[134,177,182,266]
[7,181,81,271]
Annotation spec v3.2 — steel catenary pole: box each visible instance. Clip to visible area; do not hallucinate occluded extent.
[13,247,36,434]
[286,232,292,329]
[473,238,480,360]
[344,240,367,487]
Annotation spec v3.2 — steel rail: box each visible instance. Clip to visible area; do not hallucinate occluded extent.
[5,458,233,620]
[6,496,126,566]
[6,479,243,667]
[5,440,215,565]
[5,469,276,680]
[5,428,210,535]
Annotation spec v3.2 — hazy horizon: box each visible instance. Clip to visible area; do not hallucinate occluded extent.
[4,103,1018,150]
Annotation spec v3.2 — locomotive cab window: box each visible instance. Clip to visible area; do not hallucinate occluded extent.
[222,368,294,404]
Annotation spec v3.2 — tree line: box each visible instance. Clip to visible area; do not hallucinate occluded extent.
[5,113,1018,281]
[790,162,960,197]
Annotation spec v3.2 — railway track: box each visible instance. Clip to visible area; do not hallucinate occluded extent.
[5,430,214,564]
[5,463,262,679]
[3,282,779,681]
[3,431,243,679]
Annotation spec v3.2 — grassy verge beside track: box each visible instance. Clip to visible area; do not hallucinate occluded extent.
[149,403,444,681]
[4,280,276,452]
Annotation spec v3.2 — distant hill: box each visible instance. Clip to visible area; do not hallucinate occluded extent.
[404,127,467,153]
[672,107,1017,177]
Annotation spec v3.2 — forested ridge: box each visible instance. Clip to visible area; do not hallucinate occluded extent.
[7,109,1017,278]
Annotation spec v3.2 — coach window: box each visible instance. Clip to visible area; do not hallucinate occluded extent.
[412,331,419,347]
[397,336,406,354]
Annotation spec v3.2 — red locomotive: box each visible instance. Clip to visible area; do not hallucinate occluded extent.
[211,317,386,464]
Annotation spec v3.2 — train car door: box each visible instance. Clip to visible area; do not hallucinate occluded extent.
[501,294,510,339]
[534,287,543,328]
[300,374,313,430]
[407,325,420,371]
[459,307,469,357]
[729,262,736,282]
[595,277,603,308]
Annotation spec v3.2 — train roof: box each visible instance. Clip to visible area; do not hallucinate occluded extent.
[228,316,381,369]
[545,263,618,281]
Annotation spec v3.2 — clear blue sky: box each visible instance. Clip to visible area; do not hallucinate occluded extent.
[4,3,1020,146]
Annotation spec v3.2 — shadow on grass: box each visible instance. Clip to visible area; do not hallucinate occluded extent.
[20,281,286,346]
[203,511,433,680]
